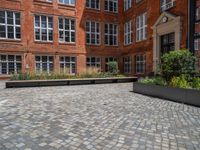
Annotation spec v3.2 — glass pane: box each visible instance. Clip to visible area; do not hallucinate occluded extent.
[0,11,5,24]
[0,25,6,38]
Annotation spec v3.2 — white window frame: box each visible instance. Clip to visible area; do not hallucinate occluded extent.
[86,21,100,45]
[60,56,76,74]
[86,0,100,10]
[34,15,53,42]
[59,17,76,43]
[59,0,75,6]
[135,55,146,74]
[35,56,54,74]
[123,56,131,74]
[136,12,147,42]
[0,10,21,40]
[124,20,133,45]
[104,23,118,46]
[0,55,22,75]
[160,0,176,12]
[104,0,118,13]
[124,0,132,11]
[86,57,101,69]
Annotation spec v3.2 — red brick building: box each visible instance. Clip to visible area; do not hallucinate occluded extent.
[0,0,198,78]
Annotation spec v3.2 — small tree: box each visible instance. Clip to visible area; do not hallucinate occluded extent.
[107,61,119,74]
[161,50,197,81]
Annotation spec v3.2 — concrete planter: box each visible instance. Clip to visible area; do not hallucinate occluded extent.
[133,82,200,107]
[6,77,137,88]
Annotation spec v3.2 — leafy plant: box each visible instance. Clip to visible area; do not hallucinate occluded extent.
[192,77,200,90]
[139,76,167,86]
[161,50,197,81]
[107,61,119,74]
[169,75,191,89]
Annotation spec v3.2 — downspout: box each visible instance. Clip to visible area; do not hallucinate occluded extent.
[188,0,196,55]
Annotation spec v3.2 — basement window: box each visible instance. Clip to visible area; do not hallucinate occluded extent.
[0,55,22,75]
[86,57,101,70]
[60,56,76,74]
[135,55,146,74]
[123,56,131,74]
[35,56,53,74]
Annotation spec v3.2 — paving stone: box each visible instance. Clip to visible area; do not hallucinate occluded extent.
[0,82,200,149]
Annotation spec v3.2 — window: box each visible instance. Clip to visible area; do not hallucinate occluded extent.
[34,15,53,42]
[59,0,75,5]
[0,55,22,75]
[135,55,146,74]
[195,39,199,51]
[35,56,53,74]
[105,57,117,72]
[160,0,176,12]
[86,0,100,9]
[124,0,132,11]
[46,0,52,2]
[105,0,118,13]
[136,12,147,42]
[59,18,75,43]
[123,56,131,74]
[60,56,76,74]
[86,57,101,69]
[124,20,133,45]
[136,0,142,3]
[105,23,118,46]
[196,7,199,22]
[0,10,21,39]
[86,21,100,45]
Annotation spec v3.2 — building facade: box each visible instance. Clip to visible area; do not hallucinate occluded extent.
[0,0,198,78]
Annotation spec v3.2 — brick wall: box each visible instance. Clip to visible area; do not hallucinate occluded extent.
[0,0,191,77]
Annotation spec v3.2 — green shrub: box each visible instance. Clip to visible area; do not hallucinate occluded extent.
[139,76,167,86]
[169,75,191,89]
[161,50,197,81]
[107,61,119,74]
[192,78,200,90]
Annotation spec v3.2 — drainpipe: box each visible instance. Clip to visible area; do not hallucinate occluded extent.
[188,0,196,55]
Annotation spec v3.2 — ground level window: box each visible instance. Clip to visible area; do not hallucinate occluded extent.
[60,56,76,74]
[123,56,131,74]
[0,55,22,75]
[86,57,101,70]
[35,56,53,74]
[135,55,146,74]
[105,57,117,72]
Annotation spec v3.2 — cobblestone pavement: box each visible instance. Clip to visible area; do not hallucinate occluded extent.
[0,83,200,150]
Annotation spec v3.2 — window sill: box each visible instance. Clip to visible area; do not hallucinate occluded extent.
[86,44,101,47]
[0,39,22,45]
[104,11,118,15]
[58,3,76,10]
[34,41,53,44]
[85,8,101,12]
[124,43,133,46]
[59,42,76,46]
[33,0,53,6]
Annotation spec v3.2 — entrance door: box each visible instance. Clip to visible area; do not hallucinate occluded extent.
[160,32,175,55]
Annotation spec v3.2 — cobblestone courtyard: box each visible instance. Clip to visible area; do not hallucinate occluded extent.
[0,82,200,150]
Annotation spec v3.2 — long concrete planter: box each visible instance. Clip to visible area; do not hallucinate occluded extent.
[6,77,137,88]
[133,82,200,107]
